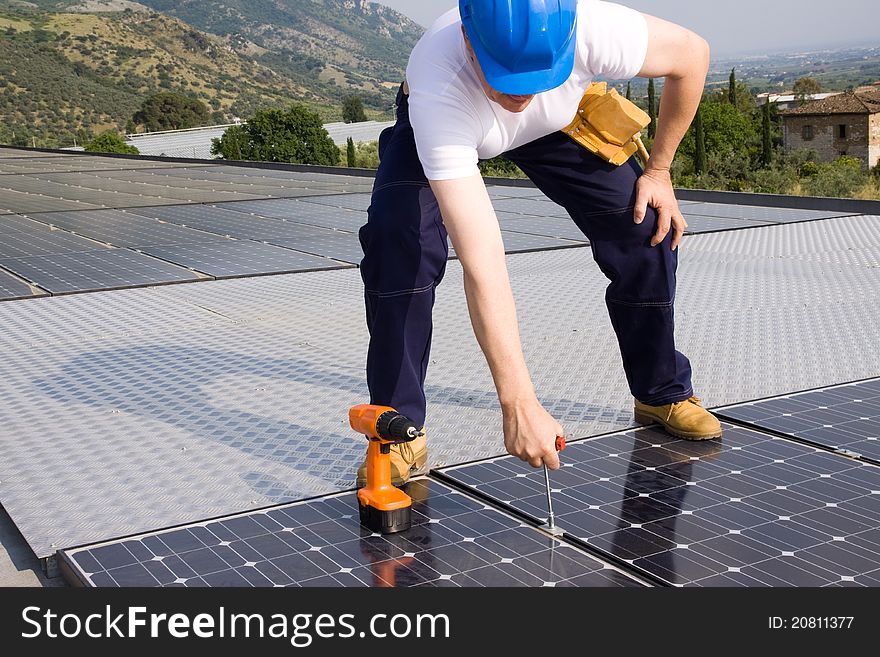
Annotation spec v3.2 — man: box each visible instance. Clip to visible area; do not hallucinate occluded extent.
[357,0,720,487]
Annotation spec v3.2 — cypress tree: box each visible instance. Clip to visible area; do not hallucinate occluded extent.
[647,78,656,139]
[346,136,357,168]
[625,82,631,101]
[729,68,737,105]
[761,102,772,167]
[694,106,707,175]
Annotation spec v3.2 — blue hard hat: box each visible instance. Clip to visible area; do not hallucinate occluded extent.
[460,0,578,95]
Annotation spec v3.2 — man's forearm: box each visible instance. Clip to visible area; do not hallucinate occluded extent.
[649,73,707,172]
[461,261,536,406]
[430,175,536,407]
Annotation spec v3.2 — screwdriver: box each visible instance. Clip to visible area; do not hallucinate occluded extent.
[543,435,566,536]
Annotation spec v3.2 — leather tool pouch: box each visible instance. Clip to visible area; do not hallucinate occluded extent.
[562,82,651,166]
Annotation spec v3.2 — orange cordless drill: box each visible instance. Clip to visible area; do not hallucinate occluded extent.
[349,404,425,534]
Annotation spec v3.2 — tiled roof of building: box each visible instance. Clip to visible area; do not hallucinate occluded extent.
[783,88,880,116]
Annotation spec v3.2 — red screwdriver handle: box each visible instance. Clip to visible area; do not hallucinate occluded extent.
[556,435,566,452]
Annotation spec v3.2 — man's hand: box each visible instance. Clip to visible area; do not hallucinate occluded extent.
[501,398,565,470]
[634,167,687,251]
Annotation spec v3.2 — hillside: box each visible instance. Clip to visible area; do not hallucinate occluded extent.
[0,0,423,148]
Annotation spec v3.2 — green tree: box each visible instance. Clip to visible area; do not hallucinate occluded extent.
[625,82,631,101]
[729,68,736,104]
[346,136,357,167]
[84,131,140,155]
[132,92,210,132]
[693,106,706,175]
[211,105,340,165]
[793,76,821,102]
[761,101,772,167]
[805,156,867,198]
[647,78,657,139]
[342,95,367,123]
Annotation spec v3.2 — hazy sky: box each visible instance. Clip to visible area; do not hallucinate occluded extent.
[371,1,878,56]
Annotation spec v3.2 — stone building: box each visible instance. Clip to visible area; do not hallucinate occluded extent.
[782,89,880,168]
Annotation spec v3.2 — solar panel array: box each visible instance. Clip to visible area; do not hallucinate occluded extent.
[62,480,643,588]
[0,148,866,301]
[718,379,880,464]
[438,425,880,587]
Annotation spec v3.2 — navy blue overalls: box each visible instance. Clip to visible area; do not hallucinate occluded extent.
[359,84,693,427]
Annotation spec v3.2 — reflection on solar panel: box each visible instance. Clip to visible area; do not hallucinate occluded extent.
[718,379,880,464]
[138,240,347,278]
[0,268,43,301]
[0,249,201,293]
[439,425,880,586]
[60,479,643,587]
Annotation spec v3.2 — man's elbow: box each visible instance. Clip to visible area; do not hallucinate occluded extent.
[690,32,711,76]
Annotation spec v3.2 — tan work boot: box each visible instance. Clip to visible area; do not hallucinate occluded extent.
[356,433,428,488]
[634,396,722,441]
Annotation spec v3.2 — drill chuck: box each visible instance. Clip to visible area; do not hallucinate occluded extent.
[376,411,421,443]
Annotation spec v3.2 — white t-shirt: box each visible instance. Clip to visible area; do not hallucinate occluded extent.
[405,0,649,181]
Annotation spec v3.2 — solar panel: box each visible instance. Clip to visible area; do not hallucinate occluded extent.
[269,233,365,265]
[0,249,201,293]
[0,188,104,214]
[26,209,227,248]
[717,379,880,465]
[497,213,590,242]
[125,205,338,242]
[300,193,373,212]
[439,424,880,586]
[0,268,43,301]
[0,215,110,257]
[60,479,643,587]
[499,231,584,253]
[487,186,549,200]
[138,240,346,277]
[216,199,367,232]
[491,197,571,218]
[683,203,854,223]
[683,214,774,234]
